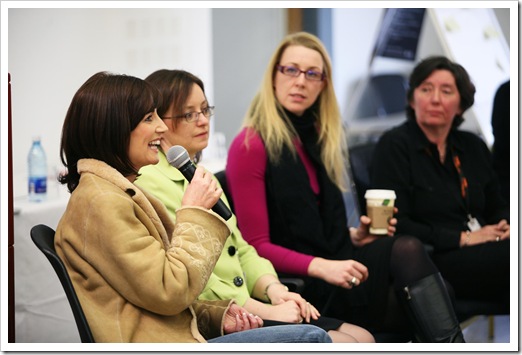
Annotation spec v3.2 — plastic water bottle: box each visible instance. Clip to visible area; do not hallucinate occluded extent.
[27,136,47,202]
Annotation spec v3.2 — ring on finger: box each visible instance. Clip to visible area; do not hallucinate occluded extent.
[496,236,500,242]
[349,276,358,287]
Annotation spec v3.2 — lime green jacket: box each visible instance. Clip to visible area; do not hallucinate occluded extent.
[136,151,276,306]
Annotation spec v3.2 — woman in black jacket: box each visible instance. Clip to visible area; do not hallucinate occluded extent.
[371,56,509,308]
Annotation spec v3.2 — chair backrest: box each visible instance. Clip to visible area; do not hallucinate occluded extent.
[348,142,377,214]
[30,224,95,343]
[352,74,408,119]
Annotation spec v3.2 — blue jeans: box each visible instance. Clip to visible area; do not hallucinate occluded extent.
[207,324,332,343]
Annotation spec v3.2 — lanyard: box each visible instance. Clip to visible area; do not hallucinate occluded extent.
[452,153,468,199]
[451,149,473,219]
[434,144,479,230]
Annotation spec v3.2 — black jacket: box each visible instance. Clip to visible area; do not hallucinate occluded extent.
[371,120,509,252]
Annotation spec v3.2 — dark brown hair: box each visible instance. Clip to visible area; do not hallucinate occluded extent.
[145,69,206,162]
[406,56,476,128]
[59,71,159,192]
[145,69,205,117]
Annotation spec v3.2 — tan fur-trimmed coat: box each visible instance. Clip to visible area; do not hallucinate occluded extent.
[55,159,232,342]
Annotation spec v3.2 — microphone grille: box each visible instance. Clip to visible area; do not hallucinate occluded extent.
[166,145,190,168]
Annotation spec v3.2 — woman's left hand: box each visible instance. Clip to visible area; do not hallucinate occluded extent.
[223,303,263,334]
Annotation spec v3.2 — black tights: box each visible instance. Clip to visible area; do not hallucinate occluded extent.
[379,236,456,332]
[389,235,437,288]
[389,236,456,303]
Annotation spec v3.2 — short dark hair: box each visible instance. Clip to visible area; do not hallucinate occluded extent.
[145,69,205,118]
[145,69,206,162]
[59,71,159,192]
[406,56,476,128]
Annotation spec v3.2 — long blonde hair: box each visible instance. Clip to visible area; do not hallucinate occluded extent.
[242,31,347,190]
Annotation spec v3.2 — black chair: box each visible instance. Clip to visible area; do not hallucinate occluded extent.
[351,74,408,120]
[348,141,378,215]
[347,142,510,337]
[215,170,235,214]
[30,224,95,343]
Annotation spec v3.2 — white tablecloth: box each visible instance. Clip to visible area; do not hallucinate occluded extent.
[14,188,79,343]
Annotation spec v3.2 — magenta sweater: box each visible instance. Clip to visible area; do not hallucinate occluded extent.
[226,128,317,275]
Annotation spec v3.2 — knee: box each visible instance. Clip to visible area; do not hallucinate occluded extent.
[336,323,375,343]
[394,235,426,254]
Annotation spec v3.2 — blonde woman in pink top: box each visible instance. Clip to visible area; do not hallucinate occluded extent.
[226,32,465,343]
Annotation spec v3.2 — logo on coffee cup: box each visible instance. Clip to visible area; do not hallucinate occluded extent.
[364,190,396,235]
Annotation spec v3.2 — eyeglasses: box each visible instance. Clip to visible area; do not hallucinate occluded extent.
[163,106,215,123]
[276,65,325,81]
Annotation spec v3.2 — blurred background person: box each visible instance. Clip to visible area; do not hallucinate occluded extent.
[491,80,510,204]
[226,32,465,343]
[371,56,509,309]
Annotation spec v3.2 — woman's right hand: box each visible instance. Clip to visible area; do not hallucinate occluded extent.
[267,300,304,323]
[308,257,368,289]
[223,303,263,334]
[261,300,320,324]
[181,166,222,209]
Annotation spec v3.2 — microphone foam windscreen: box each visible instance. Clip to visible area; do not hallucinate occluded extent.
[167,145,190,168]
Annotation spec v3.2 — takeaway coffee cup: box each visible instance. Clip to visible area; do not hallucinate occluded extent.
[364,189,396,235]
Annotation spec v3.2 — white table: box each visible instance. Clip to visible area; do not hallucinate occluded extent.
[14,187,79,343]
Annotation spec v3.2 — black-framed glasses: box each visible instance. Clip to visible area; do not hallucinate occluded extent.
[163,106,215,123]
[276,65,325,81]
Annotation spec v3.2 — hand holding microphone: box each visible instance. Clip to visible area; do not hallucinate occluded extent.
[167,145,232,220]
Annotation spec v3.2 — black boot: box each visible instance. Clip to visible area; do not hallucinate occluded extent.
[400,273,465,343]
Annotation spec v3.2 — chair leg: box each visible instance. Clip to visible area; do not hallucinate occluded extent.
[488,315,495,340]
[459,315,479,330]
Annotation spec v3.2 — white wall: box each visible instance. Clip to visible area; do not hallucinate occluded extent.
[331,8,444,144]
[331,6,512,146]
[212,8,286,155]
[8,8,213,197]
[429,8,511,145]
[332,8,385,122]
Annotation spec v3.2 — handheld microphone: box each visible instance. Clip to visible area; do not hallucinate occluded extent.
[167,145,232,220]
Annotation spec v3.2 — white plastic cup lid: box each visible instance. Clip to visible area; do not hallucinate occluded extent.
[364,189,396,200]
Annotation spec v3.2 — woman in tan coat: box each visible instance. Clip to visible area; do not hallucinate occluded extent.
[55,71,331,343]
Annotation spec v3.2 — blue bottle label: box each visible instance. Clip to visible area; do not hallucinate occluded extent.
[28,176,47,194]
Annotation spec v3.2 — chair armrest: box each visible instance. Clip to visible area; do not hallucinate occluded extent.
[279,277,305,293]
